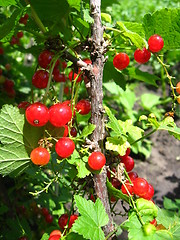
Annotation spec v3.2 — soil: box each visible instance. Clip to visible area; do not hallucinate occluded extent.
[115,119,180,239]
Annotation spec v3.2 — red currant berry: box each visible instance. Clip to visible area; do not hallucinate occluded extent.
[61,61,67,69]
[176,82,180,94]
[113,53,130,70]
[128,171,138,181]
[58,214,69,230]
[49,236,61,240]
[32,70,49,89]
[38,50,59,69]
[53,71,66,82]
[18,101,31,110]
[150,218,157,226]
[64,86,69,95]
[45,214,53,223]
[3,79,14,90]
[69,70,82,83]
[119,148,131,160]
[70,127,77,137]
[88,152,106,171]
[111,177,121,189]
[121,156,134,172]
[6,88,16,98]
[17,31,23,38]
[0,47,4,54]
[133,178,149,197]
[30,147,50,165]
[63,125,69,137]
[25,102,49,127]
[121,180,134,195]
[143,184,154,200]
[49,230,61,238]
[148,34,164,52]
[19,14,29,25]
[41,207,49,216]
[49,103,72,127]
[68,214,78,229]
[90,194,95,202]
[134,47,151,64]
[55,137,75,158]
[76,99,91,115]
[10,36,19,45]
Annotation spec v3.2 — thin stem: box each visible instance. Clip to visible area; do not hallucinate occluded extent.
[131,129,157,146]
[24,0,47,33]
[59,82,64,102]
[105,26,123,35]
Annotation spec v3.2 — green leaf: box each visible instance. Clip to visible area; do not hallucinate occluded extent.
[103,61,126,89]
[67,150,90,178]
[66,232,86,240]
[163,197,179,211]
[67,0,81,11]
[105,136,129,156]
[141,93,161,109]
[143,8,180,50]
[0,0,17,6]
[0,8,22,40]
[72,195,109,240]
[121,22,145,38]
[123,67,158,87]
[82,8,94,24]
[136,198,158,218]
[101,13,112,23]
[79,124,96,138]
[116,21,147,49]
[0,105,44,177]
[104,106,124,135]
[106,179,129,202]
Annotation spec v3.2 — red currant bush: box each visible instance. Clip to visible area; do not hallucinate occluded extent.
[113,53,130,70]
[32,70,49,89]
[49,103,72,127]
[55,137,75,158]
[121,156,134,172]
[25,102,49,127]
[30,147,50,165]
[133,178,149,197]
[148,34,164,52]
[76,99,91,115]
[134,47,151,64]
[88,152,106,171]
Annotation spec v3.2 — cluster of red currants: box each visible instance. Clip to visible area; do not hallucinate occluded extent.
[23,99,91,165]
[10,13,28,45]
[108,148,154,201]
[113,34,164,70]
[41,207,54,224]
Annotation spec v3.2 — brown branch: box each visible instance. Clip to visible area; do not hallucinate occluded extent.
[89,0,115,237]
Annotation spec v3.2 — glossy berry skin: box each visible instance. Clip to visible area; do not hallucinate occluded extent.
[113,53,130,70]
[38,50,59,69]
[63,125,69,137]
[32,70,49,89]
[55,137,75,158]
[58,213,69,230]
[128,171,138,181]
[76,99,91,115]
[176,82,180,94]
[69,70,82,83]
[53,72,66,82]
[49,236,61,240]
[30,147,50,165]
[121,180,134,195]
[148,34,164,52]
[70,127,77,137]
[25,102,49,127]
[143,184,154,200]
[119,148,131,160]
[41,207,49,216]
[18,101,31,110]
[45,214,53,223]
[134,48,151,64]
[49,103,72,127]
[49,230,61,238]
[88,152,106,171]
[121,156,134,172]
[68,214,78,229]
[133,178,149,197]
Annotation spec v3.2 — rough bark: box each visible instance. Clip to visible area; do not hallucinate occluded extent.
[89,0,115,237]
